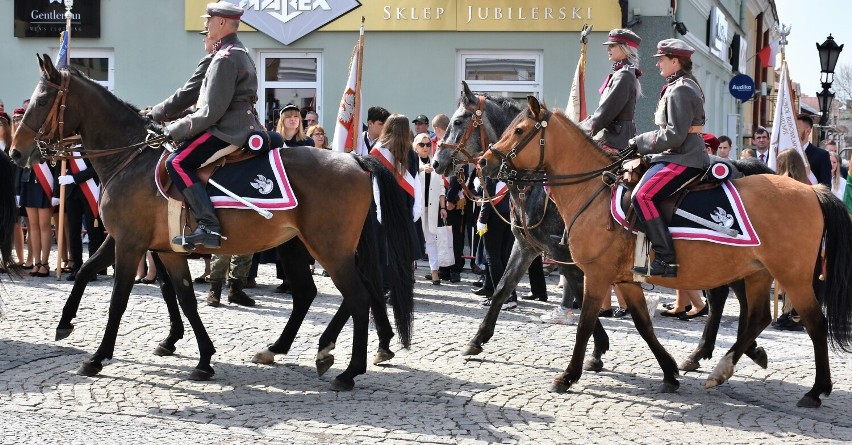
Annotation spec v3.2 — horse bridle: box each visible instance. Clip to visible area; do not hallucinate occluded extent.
[438,95,489,166]
[14,70,71,161]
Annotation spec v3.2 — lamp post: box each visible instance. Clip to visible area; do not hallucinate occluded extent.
[816,34,844,140]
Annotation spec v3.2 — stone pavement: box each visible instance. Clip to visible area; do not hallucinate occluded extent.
[1,259,851,444]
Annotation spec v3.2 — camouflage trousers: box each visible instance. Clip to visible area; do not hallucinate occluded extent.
[208,253,253,284]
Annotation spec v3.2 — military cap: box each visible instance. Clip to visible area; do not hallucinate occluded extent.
[653,38,695,58]
[413,114,429,124]
[703,133,720,151]
[201,1,244,19]
[603,29,641,48]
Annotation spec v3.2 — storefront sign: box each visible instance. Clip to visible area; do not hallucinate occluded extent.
[14,0,101,38]
[185,0,618,41]
[729,74,755,102]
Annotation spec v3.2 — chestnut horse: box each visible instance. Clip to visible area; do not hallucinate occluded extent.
[480,96,852,408]
[434,84,768,373]
[10,54,416,390]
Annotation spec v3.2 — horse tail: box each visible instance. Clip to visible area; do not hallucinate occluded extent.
[814,185,852,352]
[0,150,19,276]
[354,155,416,348]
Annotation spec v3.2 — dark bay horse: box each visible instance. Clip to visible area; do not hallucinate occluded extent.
[10,54,416,390]
[480,96,852,407]
[434,84,767,373]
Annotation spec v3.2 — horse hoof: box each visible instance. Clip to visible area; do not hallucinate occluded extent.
[704,377,724,389]
[330,377,355,392]
[372,348,395,365]
[316,355,334,377]
[658,381,679,393]
[461,342,483,356]
[748,347,768,369]
[76,360,103,377]
[548,377,571,393]
[188,367,214,381]
[252,350,276,365]
[679,358,700,372]
[583,358,604,373]
[55,326,74,341]
[796,395,822,408]
[153,342,176,357]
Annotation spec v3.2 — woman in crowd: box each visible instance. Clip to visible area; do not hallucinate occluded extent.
[306,125,329,149]
[630,39,709,278]
[414,132,446,285]
[14,108,55,277]
[829,151,846,200]
[0,113,26,268]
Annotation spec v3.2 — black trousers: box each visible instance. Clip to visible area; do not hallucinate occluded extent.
[65,190,106,267]
[482,213,514,291]
[528,255,547,295]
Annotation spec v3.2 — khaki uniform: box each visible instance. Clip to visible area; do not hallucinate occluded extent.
[166,33,260,146]
[634,75,709,169]
[579,65,638,150]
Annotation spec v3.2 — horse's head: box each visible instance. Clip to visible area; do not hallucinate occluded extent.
[10,54,83,168]
[480,95,553,179]
[434,81,520,176]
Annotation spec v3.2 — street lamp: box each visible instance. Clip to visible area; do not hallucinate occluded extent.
[816,34,844,139]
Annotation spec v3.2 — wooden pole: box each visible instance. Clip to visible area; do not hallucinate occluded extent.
[55,3,72,279]
[350,17,365,151]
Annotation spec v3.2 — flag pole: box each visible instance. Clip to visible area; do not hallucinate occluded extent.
[771,23,792,318]
[350,17,365,151]
[55,0,73,280]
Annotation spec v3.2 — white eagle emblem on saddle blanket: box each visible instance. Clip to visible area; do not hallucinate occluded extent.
[250,174,274,195]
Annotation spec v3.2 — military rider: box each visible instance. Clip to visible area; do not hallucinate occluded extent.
[160,1,260,248]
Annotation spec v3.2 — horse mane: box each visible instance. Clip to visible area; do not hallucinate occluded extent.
[506,103,615,159]
[54,67,163,133]
[732,158,776,175]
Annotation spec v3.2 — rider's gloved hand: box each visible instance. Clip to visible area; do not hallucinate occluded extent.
[139,107,153,118]
[51,197,60,207]
[58,175,75,185]
[476,221,488,236]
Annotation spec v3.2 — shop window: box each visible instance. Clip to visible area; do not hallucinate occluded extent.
[60,48,114,91]
[259,52,322,130]
[459,51,542,102]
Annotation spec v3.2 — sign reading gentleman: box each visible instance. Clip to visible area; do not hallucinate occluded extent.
[14,0,100,38]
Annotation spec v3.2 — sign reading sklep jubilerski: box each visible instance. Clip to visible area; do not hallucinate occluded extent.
[184,0,619,45]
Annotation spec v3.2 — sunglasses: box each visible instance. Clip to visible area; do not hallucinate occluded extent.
[417,142,432,148]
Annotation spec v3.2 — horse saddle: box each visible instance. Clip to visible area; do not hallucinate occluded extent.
[157,130,283,201]
[616,156,744,235]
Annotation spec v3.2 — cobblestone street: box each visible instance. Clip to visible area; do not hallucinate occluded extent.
[1,260,851,444]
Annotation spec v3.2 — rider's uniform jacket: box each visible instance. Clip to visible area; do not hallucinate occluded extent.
[633,72,709,169]
[579,63,638,150]
[151,49,214,122]
[166,33,261,147]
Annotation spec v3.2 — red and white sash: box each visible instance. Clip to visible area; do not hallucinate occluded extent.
[32,162,54,201]
[492,181,508,205]
[69,152,100,218]
[370,146,416,198]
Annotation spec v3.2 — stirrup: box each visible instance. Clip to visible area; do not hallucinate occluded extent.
[632,258,678,278]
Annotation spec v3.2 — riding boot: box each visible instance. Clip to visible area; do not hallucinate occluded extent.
[174,182,222,249]
[632,218,678,277]
[207,281,223,307]
[227,278,256,306]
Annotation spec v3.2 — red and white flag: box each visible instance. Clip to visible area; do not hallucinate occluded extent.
[566,24,591,122]
[69,153,100,218]
[332,19,365,155]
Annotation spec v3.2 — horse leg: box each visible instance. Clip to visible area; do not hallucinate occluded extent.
[463,241,536,356]
[551,277,610,393]
[706,272,773,390]
[76,247,145,377]
[326,259,371,391]
[784,281,832,408]
[680,284,731,371]
[618,282,680,392]
[156,253,216,381]
[150,252,184,357]
[56,235,115,340]
[253,240,318,366]
[731,278,768,368]
[558,265,609,373]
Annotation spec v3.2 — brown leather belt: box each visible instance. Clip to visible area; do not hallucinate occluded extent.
[688,125,703,134]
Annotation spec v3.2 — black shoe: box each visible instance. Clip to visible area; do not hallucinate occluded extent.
[473,287,493,298]
[632,258,677,277]
[274,281,291,294]
[612,307,630,318]
[660,309,686,318]
[450,272,461,283]
[772,313,804,331]
[66,268,79,281]
[598,309,614,318]
[470,265,483,274]
[679,305,709,320]
[520,292,547,301]
[662,303,691,311]
[438,270,451,281]
[174,183,222,249]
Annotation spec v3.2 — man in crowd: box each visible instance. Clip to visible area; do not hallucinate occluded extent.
[752,127,770,163]
[796,114,831,186]
[413,115,436,140]
[717,135,733,159]
[356,106,390,155]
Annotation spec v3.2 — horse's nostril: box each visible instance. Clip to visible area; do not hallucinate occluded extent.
[478,158,487,168]
[432,161,440,169]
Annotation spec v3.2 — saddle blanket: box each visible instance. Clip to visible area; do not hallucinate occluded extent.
[611,181,760,246]
[157,149,298,211]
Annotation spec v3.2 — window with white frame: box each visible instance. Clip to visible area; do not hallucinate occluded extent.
[57,48,114,91]
[458,51,543,102]
[259,51,322,130]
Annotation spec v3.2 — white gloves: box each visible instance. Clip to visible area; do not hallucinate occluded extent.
[15,195,20,207]
[58,175,75,185]
[476,221,487,235]
[51,197,60,207]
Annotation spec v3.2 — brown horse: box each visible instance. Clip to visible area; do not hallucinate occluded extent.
[9,54,416,390]
[480,96,852,408]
